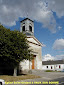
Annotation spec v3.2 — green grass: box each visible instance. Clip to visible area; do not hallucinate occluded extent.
[45,70,61,72]
[45,70,55,72]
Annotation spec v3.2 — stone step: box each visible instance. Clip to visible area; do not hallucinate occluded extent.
[31,69,44,74]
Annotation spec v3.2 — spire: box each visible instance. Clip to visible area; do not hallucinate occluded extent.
[27,12,28,18]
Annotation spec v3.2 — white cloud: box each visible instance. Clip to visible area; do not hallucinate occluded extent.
[59,51,64,53]
[53,39,64,50]
[43,54,64,61]
[0,0,56,33]
[43,54,54,61]
[0,0,64,33]
[58,26,62,30]
[55,54,64,60]
[46,0,64,18]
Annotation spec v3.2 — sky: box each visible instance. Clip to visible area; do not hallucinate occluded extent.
[0,0,64,61]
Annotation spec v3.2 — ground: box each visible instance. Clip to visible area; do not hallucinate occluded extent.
[0,74,40,82]
[2,70,64,85]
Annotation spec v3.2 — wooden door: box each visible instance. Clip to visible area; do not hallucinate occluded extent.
[32,55,36,69]
[32,58,34,69]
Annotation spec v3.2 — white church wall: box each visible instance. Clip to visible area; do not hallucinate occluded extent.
[27,38,38,44]
[19,40,42,71]
[28,42,42,61]
[29,43,42,69]
[36,54,42,69]
[19,60,32,71]
[37,61,42,69]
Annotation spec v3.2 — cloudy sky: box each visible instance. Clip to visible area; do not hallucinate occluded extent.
[0,0,64,61]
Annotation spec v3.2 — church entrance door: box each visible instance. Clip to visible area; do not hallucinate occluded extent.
[32,55,36,69]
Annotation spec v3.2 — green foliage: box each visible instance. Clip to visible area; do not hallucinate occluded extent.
[0,25,32,74]
[45,70,53,72]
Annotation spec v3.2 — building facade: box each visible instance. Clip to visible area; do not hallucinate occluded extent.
[19,18,43,72]
[42,60,64,71]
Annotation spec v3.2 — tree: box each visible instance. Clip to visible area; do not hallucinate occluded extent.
[0,25,32,75]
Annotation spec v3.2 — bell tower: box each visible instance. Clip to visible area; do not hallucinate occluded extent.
[20,18,34,36]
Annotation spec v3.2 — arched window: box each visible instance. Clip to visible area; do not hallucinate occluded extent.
[59,65,60,68]
[51,66,52,69]
[47,66,48,68]
[22,26,25,31]
[29,26,32,32]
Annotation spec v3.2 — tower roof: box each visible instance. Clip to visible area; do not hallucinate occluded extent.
[20,18,34,22]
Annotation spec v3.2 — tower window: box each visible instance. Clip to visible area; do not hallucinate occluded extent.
[29,26,32,32]
[22,26,25,31]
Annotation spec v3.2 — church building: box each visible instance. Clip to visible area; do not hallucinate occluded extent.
[19,18,43,72]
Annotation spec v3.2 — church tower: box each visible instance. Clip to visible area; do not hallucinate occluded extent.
[20,18,34,36]
[19,18,43,73]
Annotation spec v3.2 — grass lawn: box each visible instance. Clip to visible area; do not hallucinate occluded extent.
[0,74,40,82]
[45,70,60,72]
[45,70,54,72]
